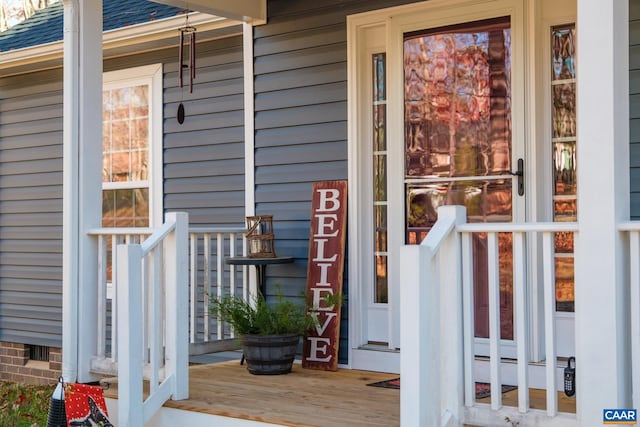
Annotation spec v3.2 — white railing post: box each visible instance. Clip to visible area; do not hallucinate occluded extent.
[401,205,465,426]
[400,242,434,426]
[576,0,630,421]
[438,206,466,425]
[165,212,190,400]
[619,227,640,408]
[626,228,640,409]
[117,243,144,427]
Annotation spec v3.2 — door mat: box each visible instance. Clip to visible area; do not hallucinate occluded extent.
[475,382,517,399]
[366,377,400,389]
[367,378,517,399]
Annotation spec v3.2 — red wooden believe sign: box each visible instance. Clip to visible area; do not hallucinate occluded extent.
[302,180,347,371]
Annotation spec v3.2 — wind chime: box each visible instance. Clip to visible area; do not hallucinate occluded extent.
[177,13,196,124]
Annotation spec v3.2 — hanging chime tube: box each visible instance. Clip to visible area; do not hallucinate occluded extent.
[178,29,184,88]
[190,30,196,93]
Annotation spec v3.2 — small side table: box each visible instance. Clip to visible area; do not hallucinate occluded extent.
[225,256,294,297]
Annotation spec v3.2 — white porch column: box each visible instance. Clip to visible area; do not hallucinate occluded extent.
[575,0,631,422]
[62,0,103,383]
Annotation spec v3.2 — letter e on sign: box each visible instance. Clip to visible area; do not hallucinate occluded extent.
[302,181,347,371]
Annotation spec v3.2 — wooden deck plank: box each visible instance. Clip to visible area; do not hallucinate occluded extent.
[103,361,576,426]
[104,361,401,427]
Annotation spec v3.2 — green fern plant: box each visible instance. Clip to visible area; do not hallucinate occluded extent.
[210,291,317,336]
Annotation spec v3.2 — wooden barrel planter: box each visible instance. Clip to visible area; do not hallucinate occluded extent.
[241,334,300,375]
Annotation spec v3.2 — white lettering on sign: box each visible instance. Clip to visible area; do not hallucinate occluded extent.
[303,181,347,371]
[315,263,332,286]
[316,189,341,212]
[313,312,338,335]
[314,214,339,237]
[310,288,335,311]
[312,238,337,263]
[306,337,332,362]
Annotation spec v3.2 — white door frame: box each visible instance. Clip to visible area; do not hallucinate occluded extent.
[348,0,529,373]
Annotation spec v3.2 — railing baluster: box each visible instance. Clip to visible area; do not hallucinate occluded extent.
[203,233,211,342]
[229,233,236,339]
[542,231,558,416]
[97,235,107,358]
[242,237,248,300]
[112,235,119,363]
[513,231,529,412]
[229,232,236,297]
[142,234,150,366]
[189,233,197,344]
[461,231,475,407]
[217,232,224,340]
[487,232,502,410]
[150,245,162,392]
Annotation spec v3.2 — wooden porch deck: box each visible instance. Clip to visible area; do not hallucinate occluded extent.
[104,360,401,427]
[103,359,577,426]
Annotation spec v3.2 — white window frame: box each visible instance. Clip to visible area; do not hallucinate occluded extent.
[102,64,163,226]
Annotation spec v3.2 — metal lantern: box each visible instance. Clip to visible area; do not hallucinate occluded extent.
[246,215,276,258]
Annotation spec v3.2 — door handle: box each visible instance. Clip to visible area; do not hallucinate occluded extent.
[509,158,524,196]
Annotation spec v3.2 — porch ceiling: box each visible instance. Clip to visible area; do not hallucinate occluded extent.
[151,0,266,24]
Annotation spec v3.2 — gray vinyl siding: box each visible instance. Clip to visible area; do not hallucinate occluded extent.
[105,35,245,227]
[631,0,640,218]
[162,35,245,227]
[0,35,244,348]
[0,71,64,347]
[253,0,421,363]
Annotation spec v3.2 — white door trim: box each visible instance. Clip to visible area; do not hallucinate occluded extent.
[347,0,528,373]
[347,15,388,369]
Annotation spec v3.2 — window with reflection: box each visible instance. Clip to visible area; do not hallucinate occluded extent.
[101,71,158,284]
[551,23,576,313]
[404,17,514,339]
[373,53,388,304]
[102,84,150,228]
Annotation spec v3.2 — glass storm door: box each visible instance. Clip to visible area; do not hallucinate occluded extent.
[403,18,519,349]
[350,0,576,373]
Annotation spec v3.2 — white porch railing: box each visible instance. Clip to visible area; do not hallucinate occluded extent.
[89,228,153,374]
[187,226,249,356]
[88,224,249,374]
[400,206,579,427]
[618,222,640,411]
[87,216,250,425]
[115,212,189,427]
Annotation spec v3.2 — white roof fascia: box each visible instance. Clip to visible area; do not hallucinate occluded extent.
[0,12,237,73]
[152,0,266,24]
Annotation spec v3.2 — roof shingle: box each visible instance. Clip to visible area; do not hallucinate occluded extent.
[0,0,184,52]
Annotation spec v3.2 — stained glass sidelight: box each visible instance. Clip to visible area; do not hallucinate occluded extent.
[373,53,388,303]
[403,17,514,339]
[551,24,576,313]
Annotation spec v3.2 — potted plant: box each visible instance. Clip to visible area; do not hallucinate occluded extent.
[210,292,316,375]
